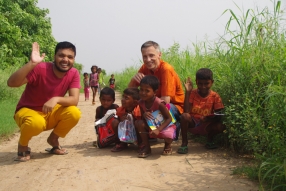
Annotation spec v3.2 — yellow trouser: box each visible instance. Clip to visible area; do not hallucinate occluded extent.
[14,104,81,146]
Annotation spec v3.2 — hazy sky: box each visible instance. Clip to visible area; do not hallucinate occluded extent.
[37,0,277,74]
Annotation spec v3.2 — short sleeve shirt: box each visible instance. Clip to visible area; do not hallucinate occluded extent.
[16,62,80,112]
[189,89,224,118]
[137,60,184,113]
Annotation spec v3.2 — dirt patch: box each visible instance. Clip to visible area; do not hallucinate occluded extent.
[0,93,258,191]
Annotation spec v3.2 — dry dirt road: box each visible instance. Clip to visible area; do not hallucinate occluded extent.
[0,93,258,191]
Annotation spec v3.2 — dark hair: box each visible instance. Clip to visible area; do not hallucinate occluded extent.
[140,75,160,91]
[111,74,114,76]
[141,41,160,51]
[97,68,102,72]
[55,41,76,56]
[196,68,213,80]
[91,65,98,70]
[83,72,88,76]
[100,87,115,100]
[123,88,140,100]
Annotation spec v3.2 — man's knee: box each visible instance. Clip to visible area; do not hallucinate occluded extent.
[65,106,81,123]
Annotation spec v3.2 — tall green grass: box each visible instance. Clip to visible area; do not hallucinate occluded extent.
[0,66,23,137]
[111,1,286,189]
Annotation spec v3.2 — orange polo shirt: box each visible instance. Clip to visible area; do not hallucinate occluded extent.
[137,60,184,113]
[116,105,141,120]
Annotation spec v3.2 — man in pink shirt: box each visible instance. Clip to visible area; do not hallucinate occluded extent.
[7,41,81,162]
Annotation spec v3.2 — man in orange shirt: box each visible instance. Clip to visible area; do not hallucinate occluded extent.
[128,41,184,140]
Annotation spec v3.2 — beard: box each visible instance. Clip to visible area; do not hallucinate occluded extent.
[53,61,72,73]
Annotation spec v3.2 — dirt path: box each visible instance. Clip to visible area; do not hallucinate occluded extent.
[0,93,258,191]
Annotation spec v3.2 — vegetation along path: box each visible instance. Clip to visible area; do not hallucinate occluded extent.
[0,92,258,191]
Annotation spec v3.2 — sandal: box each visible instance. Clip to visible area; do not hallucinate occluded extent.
[14,148,31,162]
[138,144,151,158]
[162,147,172,155]
[45,146,68,155]
[205,142,218,149]
[177,146,188,154]
[111,143,128,152]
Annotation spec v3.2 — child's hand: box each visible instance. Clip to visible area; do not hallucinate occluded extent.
[150,129,160,136]
[184,77,193,92]
[120,114,127,121]
[143,112,154,120]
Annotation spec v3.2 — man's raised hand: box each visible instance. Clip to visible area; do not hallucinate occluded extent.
[30,42,46,65]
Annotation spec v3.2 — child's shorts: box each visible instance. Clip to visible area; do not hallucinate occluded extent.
[149,124,176,139]
[110,84,115,89]
[188,117,210,136]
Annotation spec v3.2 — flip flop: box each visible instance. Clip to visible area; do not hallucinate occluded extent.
[205,142,218,149]
[162,147,172,155]
[138,144,151,158]
[111,143,127,152]
[14,149,31,162]
[177,146,188,154]
[45,146,68,155]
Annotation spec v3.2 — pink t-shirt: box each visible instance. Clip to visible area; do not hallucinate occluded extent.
[90,73,98,86]
[16,62,80,112]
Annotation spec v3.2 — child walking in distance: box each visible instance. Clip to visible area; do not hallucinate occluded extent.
[110,88,141,152]
[109,74,115,89]
[177,68,225,154]
[135,75,176,158]
[83,73,90,101]
[90,65,99,105]
[93,87,119,146]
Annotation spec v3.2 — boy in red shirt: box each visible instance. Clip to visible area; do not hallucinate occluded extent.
[177,68,225,154]
[111,87,141,152]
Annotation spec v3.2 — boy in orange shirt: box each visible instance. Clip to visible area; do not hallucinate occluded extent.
[177,68,225,154]
[111,87,141,152]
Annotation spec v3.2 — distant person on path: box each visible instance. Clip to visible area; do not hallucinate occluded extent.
[177,68,225,154]
[128,40,184,141]
[93,87,119,146]
[83,72,90,101]
[135,75,176,158]
[90,65,99,105]
[7,42,81,162]
[109,74,115,89]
